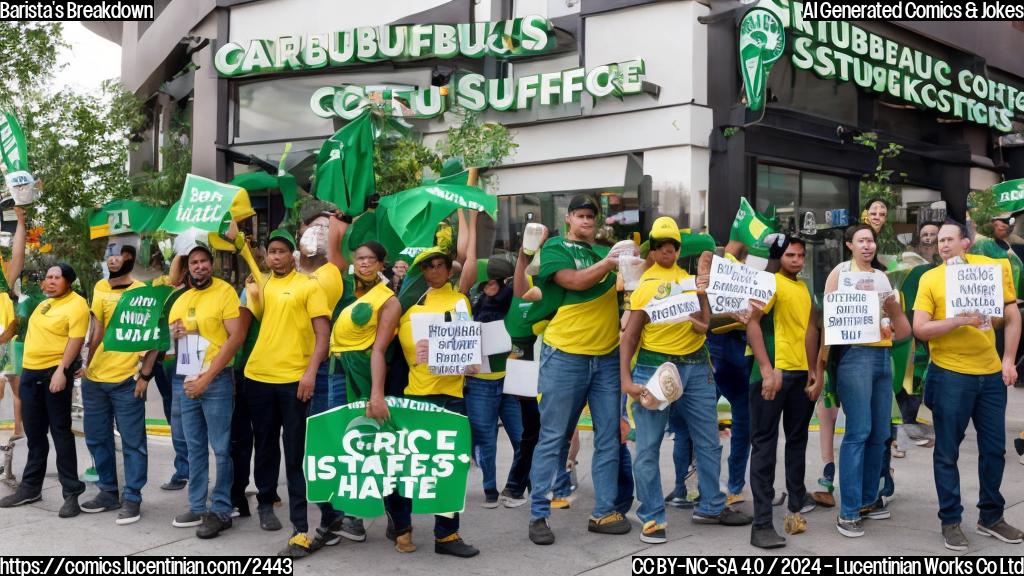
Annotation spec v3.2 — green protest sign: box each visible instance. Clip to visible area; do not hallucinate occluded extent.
[729,196,776,257]
[305,396,472,517]
[161,174,245,234]
[102,285,173,353]
[992,179,1024,213]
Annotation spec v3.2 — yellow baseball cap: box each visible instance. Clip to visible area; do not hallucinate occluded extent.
[412,246,453,268]
[649,216,681,242]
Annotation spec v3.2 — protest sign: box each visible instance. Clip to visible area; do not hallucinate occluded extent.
[707,255,776,314]
[161,174,246,234]
[644,291,701,324]
[305,396,472,517]
[102,285,173,353]
[176,333,209,377]
[823,291,881,345]
[427,321,481,375]
[946,264,1003,318]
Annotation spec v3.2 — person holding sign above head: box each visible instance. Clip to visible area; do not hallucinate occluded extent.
[79,244,158,525]
[746,236,820,549]
[528,194,628,546]
[0,264,88,517]
[394,243,480,558]
[167,238,245,540]
[824,224,911,539]
[912,220,1023,552]
[243,228,331,557]
[620,217,749,546]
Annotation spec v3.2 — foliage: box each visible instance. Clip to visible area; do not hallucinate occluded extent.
[435,107,518,170]
[0,22,65,109]
[855,132,905,256]
[968,188,1000,237]
[132,107,192,207]
[374,137,438,197]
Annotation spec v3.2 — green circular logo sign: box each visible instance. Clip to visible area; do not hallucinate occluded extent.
[739,7,786,111]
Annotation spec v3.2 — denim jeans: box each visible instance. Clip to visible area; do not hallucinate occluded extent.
[179,371,235,519]
[708,332,752,495]
[836,346,892,520]
[327,357,348,408]
[249,379,311,532]
[82,376,148,503]
[748,370,815,527]
[465,376,523,498]
[230,368,256,513]
[169,369,189,483]
[669,404,693,496]
[632,360,725,523]
[506,396,539,497]
[309,360,342,526]
[20,366,85,498]
[530,345,621,520]
[385,394,466,539]
[924,364,1007,526]
[616,441,634,514]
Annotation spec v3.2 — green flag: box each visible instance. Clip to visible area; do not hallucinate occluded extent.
[161,174,252,234]
[992,179,1024,213]
[89,200,170,239]
[0,111,29,173]
[305,396,472,517]
[315,111,376,216]
[729,197,776,258]
[102,285,173,353]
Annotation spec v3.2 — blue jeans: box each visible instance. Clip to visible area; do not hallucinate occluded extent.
[309,360,342,526]
[169,370,189,483]
[327,358,348,408]
[178,371,235,519]
[708,332,751,495]
[924,364,1007,526]
[465,376,523,498]
[530,345,620,520]
[669,405,693,496]
[616,441,634,514]
[82,376,148,503]
[836,346,892,520]
[632,361,725,522]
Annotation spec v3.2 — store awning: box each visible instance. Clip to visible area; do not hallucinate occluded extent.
[487,155,638,196]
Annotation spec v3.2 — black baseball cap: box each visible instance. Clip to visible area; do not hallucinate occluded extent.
[568,194,599,215]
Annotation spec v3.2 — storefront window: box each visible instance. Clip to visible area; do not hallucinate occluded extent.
[755,164,850,233]
[493,189,639,252]
[767,58,858,126]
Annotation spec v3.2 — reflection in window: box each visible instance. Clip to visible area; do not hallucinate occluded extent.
[493,189,639,252]
[756,164,850,233]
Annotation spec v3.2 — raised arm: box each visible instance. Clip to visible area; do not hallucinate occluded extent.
[458,210,479,295]
[328,212,351,274]
[5,206,26,288]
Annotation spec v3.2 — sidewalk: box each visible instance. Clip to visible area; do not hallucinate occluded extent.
[2,386,1024,574]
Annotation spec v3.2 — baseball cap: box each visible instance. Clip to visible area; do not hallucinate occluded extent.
[412,246,453,268]
[268,228,296,250]
[567,194,599,215]
[649,216,681,242]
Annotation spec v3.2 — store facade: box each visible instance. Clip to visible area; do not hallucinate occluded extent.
[90,0,713,257]
[706,0,1024,292]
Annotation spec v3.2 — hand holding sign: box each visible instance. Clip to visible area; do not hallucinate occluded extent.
[707,255,776,315]
[945,264,1003,330]
[427,322,482,375]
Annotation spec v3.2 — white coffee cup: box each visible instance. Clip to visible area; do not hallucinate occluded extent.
[522,223,546,256]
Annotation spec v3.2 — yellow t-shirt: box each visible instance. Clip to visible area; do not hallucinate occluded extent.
[398,283,471,398]
[168,278,241,371]
[913,254,1015,375]
[86,279,146,383]
[331,282,395,353]
[0,292,15,333]
[543,286,619,356]
[307,263,345,312]
[763,273,811,371]
[630,264,704,356]
[23,291,90,370]
[245,270,330,383]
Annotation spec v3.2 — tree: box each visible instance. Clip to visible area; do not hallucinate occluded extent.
[855,131,904,256]
[0,22,65,109]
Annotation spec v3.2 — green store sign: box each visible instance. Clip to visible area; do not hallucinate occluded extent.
[754,0,1024,132]
[739,8,785,112]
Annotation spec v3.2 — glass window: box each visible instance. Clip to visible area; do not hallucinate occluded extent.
[756,164,850,234]
[767,58,858,125]
[493,189,639,252]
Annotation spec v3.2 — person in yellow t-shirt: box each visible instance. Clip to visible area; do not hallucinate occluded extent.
[746,236,820,548]
[243,228,330,558]
[80,245,160,525]
[824,224,911,537]
[527,194,626,546]
[167,241,245,540]
[913,220,1023,551]
[0,264,89,517]
[0,205,27,443]
[394,244,480,558]
[620,217,749,547]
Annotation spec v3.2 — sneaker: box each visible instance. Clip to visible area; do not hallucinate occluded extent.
[160,477,187,491]
[259,506,283,531]
[58,494,81,518]
[818,462,835,492]
[665,490,699,509]
[172,511,204,528]
[0,489,41,508]
[860,500,891,520]
[116,501,141,525]
[435,534,479,557]
[311,527,341,550]
[529,518,555,545]
[797,496,816,515]
[81,491,121,514]
[278,532,312,558]
[836,516,864,538]
[692,507,752,526]
[338,516,366,542]
[551,497,572,509]
[783,512,807,535]
[196,513,232,539]
[943,523,969,551]
[500,488,527,508]
[810,491,836,508]
[977,519,1024,544]
[640,520,667,544]
[482,493,500,509]
[588,511,631,535]
[726,493,745,506]
[751,524,786,549]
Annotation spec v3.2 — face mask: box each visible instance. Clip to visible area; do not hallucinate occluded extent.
[190,272,212,290]
[108,257,135,279]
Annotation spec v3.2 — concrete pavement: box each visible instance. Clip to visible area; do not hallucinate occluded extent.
[2,384,1024,575]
